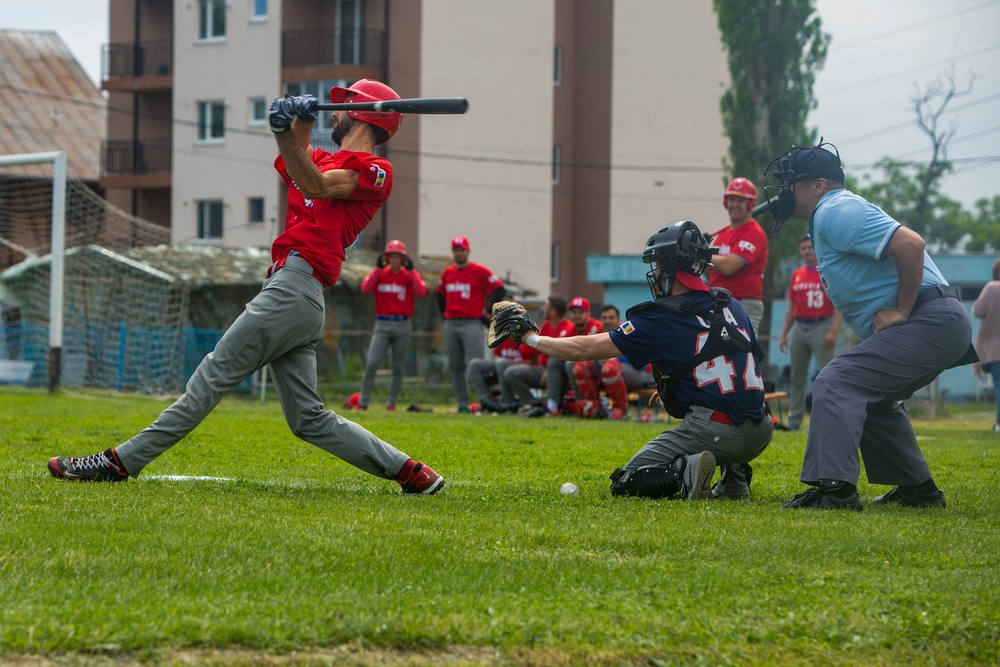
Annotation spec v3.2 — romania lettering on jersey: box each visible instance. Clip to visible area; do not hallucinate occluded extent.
[445,282,472,300]
[377,282,407,301]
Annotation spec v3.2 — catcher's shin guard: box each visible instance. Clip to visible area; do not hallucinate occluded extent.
[572,361,600,401]
[609,457,685,499]
[600,359,629,411]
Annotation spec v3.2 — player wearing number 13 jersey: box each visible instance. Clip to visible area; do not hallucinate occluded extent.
[510,220,772,501]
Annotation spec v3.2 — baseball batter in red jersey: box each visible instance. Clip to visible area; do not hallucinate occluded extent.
[777,235,842,430]
[48,80,444,495]
[356,240,428,411]
[436,236,505,413]
[704,177,769,333]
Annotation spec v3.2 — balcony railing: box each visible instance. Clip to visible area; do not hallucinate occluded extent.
[282,28,385,69]
[102,39,173,79]
[101,137,171,176]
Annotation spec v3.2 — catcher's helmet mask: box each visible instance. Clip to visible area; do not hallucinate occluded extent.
[642,221,717,298]
[762,138,843,234]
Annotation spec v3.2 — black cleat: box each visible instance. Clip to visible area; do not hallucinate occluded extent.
[48,448,129,482]
[870,486,945,508]
[782,486,862,511]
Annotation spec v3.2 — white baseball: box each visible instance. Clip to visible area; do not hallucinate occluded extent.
[560,482,578,496]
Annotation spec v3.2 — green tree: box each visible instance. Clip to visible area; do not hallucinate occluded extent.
[964,195,1000,252]
[714,0,830,362]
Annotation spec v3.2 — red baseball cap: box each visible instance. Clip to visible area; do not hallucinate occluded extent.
[674,271,709,292]
[451,236,470,249]
[568,297,591,312]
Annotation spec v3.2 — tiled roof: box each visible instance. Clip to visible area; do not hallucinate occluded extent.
[0,29,105,181]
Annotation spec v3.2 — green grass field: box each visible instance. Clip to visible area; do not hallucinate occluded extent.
[1,386,999,666]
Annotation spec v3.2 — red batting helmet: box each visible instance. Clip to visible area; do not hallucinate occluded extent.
[723,177,757,207]
[329,79,403,144]
[384,240,408,258]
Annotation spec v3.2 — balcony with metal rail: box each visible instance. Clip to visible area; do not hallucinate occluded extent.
[101,39,173,91]
[100,137,171,189]
[282,27,385,80]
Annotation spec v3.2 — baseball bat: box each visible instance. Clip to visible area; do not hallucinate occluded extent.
[752,200,771,217]
[315,97,468,114]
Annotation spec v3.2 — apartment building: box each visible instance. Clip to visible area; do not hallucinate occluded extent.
[100,0,729,302]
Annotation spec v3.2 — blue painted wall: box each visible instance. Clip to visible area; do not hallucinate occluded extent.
[587,253,997,401]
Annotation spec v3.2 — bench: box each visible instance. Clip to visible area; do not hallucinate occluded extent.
[764,391,789,423]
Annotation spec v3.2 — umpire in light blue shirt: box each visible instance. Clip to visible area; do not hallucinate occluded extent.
[762,140,977,511]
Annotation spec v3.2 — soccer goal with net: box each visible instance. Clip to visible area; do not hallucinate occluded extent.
[0,151,188,394]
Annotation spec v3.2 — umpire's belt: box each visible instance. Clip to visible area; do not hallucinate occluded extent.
[378,315,409,321]
[913,284,960,310]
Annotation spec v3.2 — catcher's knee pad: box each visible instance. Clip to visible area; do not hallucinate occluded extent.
[601,359,623,383]
[609,457,685,499]
[572,361,600,401]
[575,399,606,420]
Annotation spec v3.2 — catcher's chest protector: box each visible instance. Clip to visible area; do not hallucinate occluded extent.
[626,288,752,418]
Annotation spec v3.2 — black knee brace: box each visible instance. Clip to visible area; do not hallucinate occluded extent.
[609,456,685,499]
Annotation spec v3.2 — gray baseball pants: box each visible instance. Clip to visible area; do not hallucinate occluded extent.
[737,298,764,335]
[802,296,971,486]
[466,357,516,407]
[115,255,410,479]
[502,363,545,406]
[359,318,411,408]
[443,318,486,410]
[625,405,773,492]
[786,319,837,430]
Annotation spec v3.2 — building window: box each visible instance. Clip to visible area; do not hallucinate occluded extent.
[199,0,227,40]
[550,242,560,283]
[249,97,266,125]
[251,0,268,20]
[248,197,265,225]
[552,143,561,185]
[336,0,364,65]
[197,101,226,142]
[286,78,349,151]
[554,45,563,86]
[197,200,224,241]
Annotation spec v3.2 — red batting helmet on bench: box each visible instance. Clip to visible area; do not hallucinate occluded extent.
[329,79,403,144]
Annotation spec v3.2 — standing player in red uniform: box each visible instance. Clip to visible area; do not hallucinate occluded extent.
[47,80,444,494]
[778,235,842,431]
[436,236,505,413]
[704,178,769,334]
[356,240,428,412]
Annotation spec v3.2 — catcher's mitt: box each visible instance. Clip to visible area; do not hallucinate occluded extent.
[487,301,539,349]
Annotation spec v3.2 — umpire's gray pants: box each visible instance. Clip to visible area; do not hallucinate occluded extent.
[359,318,411,408]
[115,256,410,479]
[786,319,837,430]
[443,318,486,409]
[802,297,971,487]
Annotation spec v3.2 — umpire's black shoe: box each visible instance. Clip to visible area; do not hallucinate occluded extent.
[870,486,946,508]
[782,486,862,511]
[48,447,129,482]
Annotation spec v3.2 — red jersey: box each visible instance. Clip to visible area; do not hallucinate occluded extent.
[360,266,428,318]
[493,337,538,364]
[787,265,835,319]
[436,262,503,319]
[572,317,602,337]
[272,149,392,286]
[537,318,575,367]
[708,219,768,300]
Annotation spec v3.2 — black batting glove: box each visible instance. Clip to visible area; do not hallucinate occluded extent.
[292,94,318,123]
[403,257,414,270]
[376,255,388,268]
[268,95,294,134]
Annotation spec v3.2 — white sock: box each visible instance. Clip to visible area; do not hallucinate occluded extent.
[546,399,559,413]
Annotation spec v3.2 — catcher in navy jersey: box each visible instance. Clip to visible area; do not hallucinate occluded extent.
[489,220,773,500]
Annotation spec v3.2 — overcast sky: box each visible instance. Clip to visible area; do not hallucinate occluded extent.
[4,0,999,210]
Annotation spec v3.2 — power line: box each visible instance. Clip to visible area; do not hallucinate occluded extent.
[829,0,1000,52]
[819,43,1000,97]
